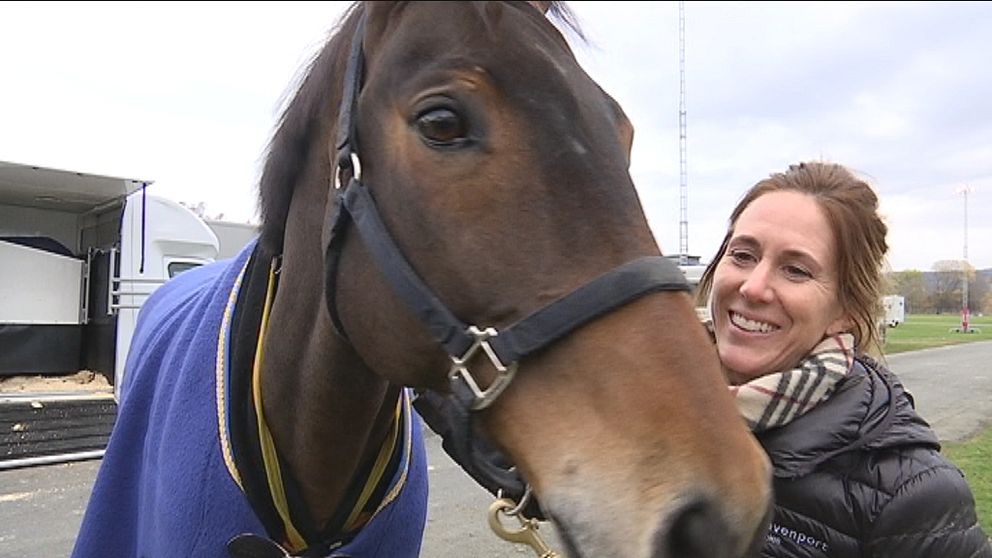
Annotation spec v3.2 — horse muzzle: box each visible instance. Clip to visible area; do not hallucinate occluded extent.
[544,486,771,558]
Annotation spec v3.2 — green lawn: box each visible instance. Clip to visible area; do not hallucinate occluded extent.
[885,314,992,535]
[883,313,991,354]
[945,428,992,536]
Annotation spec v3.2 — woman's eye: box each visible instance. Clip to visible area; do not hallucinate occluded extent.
[728,249,756,265]
[415,107,467,146]
[784,265,812,280]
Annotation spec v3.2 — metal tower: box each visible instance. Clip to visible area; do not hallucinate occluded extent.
[678,1,689,265]
[956,185,974,333]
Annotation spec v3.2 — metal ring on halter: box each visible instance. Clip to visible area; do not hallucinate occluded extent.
[448,325,519,411]
[334,152,363,190]
[496,484,533,517]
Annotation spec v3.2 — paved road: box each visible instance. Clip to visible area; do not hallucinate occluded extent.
[1,341,989,558]
[886,340,992,443]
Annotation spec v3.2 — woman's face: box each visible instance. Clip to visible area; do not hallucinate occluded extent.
[711,191,850,384]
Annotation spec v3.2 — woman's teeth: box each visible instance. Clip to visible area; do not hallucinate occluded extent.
[730,312,777,333]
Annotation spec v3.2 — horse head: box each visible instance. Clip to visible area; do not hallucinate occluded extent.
[258,2,771,557]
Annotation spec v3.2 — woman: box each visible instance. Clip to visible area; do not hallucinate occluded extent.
[696,161,991,557]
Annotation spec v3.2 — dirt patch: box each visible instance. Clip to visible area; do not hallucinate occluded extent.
[0,371,112,393]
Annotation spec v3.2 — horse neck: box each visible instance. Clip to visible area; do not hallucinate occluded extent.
[256,182,399,527]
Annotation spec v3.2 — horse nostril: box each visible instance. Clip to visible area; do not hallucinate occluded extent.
[656,501,734,558]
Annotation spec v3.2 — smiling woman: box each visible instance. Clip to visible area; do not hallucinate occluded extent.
[709,190,850,385]
[696,161,992,558]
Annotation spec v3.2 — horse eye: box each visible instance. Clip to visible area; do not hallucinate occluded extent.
[415,107,467,146]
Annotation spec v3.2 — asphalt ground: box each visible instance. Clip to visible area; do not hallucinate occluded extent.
[1,340,990,557]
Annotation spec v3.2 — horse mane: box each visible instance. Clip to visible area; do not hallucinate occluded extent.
[256,2,361,254]
[256,1,582,254]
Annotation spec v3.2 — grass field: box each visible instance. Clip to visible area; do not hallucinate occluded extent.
[945,428,992,536]
[887,314,992,535]
[882,313,991,354]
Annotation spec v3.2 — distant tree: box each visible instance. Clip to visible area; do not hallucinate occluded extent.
[931,260,969,314]
[970,270,989,313]
[179,201,207,218]
[888,270,929,313]
[179,201,226,221]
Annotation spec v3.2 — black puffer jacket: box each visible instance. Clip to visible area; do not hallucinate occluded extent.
[755,355,991,557]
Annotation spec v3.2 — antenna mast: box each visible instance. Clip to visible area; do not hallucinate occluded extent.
[954,185,977,334]
[678,0,689,265]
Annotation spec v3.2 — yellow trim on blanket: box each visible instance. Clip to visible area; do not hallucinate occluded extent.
[216,256,252,490]
[252,258,308,551]
[217,253,412,551]
[372,390,413,517]
[342,395,402,532]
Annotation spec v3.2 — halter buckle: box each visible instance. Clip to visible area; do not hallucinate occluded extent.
[448,326,518,410]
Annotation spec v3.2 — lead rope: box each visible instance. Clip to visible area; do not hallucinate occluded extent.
[487,488,561,557]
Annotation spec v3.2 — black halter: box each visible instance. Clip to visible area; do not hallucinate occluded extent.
[323,12,691,519]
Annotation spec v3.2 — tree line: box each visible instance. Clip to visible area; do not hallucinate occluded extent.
[887,261,991,315]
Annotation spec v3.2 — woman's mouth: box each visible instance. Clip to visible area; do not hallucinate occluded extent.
[729,311,779,334]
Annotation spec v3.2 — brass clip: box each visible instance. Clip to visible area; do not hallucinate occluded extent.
[488,498,560,558]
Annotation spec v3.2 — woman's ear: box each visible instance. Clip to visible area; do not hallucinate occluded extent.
[826,311,854,336]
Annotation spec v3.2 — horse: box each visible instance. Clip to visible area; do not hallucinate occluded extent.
[72,2,771,557]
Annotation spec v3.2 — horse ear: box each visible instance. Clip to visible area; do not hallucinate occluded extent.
[362,1,401,48]
[620,119,634,165]
[362,0,395,19]
[528,1,552,14]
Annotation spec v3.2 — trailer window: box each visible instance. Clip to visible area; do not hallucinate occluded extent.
[168,261,202,278]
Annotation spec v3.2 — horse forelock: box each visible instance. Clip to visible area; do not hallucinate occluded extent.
[472,1,584,41]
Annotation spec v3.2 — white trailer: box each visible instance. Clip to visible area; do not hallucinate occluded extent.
[205,219,260,260]
[0,160,219,468]
[883,295,906,328]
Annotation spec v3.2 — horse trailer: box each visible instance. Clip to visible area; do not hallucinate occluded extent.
[0,160,222,469]
[883,295,906,328]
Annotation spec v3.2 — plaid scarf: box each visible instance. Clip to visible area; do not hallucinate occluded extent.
[730,333,855,432]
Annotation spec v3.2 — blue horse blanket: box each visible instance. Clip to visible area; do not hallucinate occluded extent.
[72,241,428,557]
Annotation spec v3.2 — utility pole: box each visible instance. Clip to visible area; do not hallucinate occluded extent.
[677,0,689,265]
[954,185,976,333]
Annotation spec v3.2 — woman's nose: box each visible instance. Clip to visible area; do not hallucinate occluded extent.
[739,264,773,303]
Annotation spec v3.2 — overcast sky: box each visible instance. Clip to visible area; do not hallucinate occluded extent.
[2,1,990,271]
